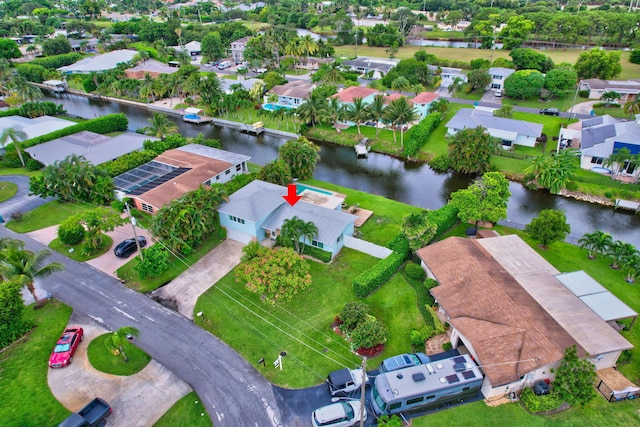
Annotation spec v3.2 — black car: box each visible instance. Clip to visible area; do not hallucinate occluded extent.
[113,237,147,258]
[540,108,560,116]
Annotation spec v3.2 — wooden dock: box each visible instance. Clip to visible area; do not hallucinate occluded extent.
[615,199,640,213]
[183,115,214,124]
[355,137,370,158]
[241,122,264,135]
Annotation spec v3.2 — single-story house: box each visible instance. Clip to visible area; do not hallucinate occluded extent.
[0,115,75,140]
[221,78,262,94]
[114,144,250,214]
[68,38,99,52]
[332,86,379,107]
[446,108,543,148]
[25,131,156,166]
[577,115,640,177]
[230,36,251,64]
[342,57,398,79]
[412,91,440,119]
[58,49,138,74]
[417,235,634,399]
[218,180,357,258]
[125,59,178,79]
[173,41,201,57]
[488,67,515,90]
[428,65,467,88]
[266,80,314,108]
[580,79,640,102]
[280,55,333,71]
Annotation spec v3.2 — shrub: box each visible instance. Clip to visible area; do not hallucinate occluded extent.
[629,48,640,64]
[404,112,441,158]
[351,318,388,349]
[82,77,97,93]
[426,305,446,335]
[386,233,409,257]
[241,240,261,262]
[520,387,562,413]
[429,154,450,171]
[410,325,433,348]
[16,63,47,83]
[57,218,85,245]
[225,172,256,195]
[604,191,614,199]
[134,245,170,279]
[31,52,82,69]
[26,158,43,171]
[425,204,459,238]
[340,301,369,332]
[578,90,590,98]
[303,245,332,263]
[101,149,158,177]
[110,200,125,212]
[18,101,65,118]
[405,262,426,281]
[2,150,24,168]
[9,211,23,221]
[377,415,403,427]
[442,341,452,350]
[0,281,34,348]
[423,278,437,306]
[352,251,405,297]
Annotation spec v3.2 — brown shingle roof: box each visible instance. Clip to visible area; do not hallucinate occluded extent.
[417,237,577,386]
[270,80,313,99]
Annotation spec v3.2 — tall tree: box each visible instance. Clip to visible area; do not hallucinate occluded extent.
[449,172,511,227]
[71,208,126,255]
[278,136,321,180]
[145,112,178,139]
[525,209,571,249]
[552,346,597,406]
[578,231,613,259]
[604,147,632,177]
[467,69,491,93]
[320,98,346,131]
[447,126,500,174]
[383,96,418,148]
[0,127,28,167]
[280,216,318,254]
[296,95,327,128]
[623,99,640,118]
[607,240,638,270]
[524,150,578,194]
[0,38,21,61]
[368,94,386,137]
[574,48,622,80]
[346,97,370,136]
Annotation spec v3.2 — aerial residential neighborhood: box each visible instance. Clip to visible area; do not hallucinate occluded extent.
[1,1,640,427]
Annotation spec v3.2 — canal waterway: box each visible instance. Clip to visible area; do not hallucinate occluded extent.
[46,93,640,246]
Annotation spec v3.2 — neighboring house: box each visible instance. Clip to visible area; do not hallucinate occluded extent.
[436,20,471,31]
[25,131,156,166]
[222,78,262,94]
[577,115,640,177]
[580,79,640,102]
[280,55,333,71]
[428,65,467,88]
[218,180,357,258]
[412,91,440,119]
[102,12,137,22]
[230,36,251,64]
[125,59,178,79]
[58,49,138,74]
[173,41,202,57]
[331,86,379,107]
[446,108,543,148]
[68,38,99,52]
[488,67,515,90]
[417,234,635,399]
[342,57,398,79]
[114,144,250,214]
[0,115,75,140]
[266,80,314,108]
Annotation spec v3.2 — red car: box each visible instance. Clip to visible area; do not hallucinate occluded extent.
[49,326,84,368]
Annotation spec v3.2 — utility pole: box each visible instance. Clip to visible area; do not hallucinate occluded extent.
[359,356,367,427]
[124,203,144,262]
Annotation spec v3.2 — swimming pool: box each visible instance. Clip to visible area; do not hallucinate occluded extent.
[262,103,293,111]
[296,183,333,195]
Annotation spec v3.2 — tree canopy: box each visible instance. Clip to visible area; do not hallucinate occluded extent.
[449,172,511,226]
[552,345,597,406]
[504,70,545,99]
[0,38,21,60]
[509,48,554,73]
[525,209,570,249]
[447,126,499,174]
[278,136,320,180]
[574,48,622,80]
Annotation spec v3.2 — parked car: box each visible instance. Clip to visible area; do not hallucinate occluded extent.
[113,236,147,258]
[379,352,431,373]
[311,400,366,427]
[49,327,84,368]
[495,89,503,97]
[327,368,366,396]
[57,397,112,427]
[540,108,560,116]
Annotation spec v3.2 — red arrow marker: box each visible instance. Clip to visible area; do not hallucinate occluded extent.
[282,183,302,206]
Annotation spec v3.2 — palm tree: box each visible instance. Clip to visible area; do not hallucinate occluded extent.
[299,34,318,68]
[104,326,140,362]
[321,63,344,85]
[384,96,419,148]
[139,73,155,103]
[12,76,43,104]
[284,39,301,70]
[604,147,632,177]
[346,97,371,135]
[621,253,640,283]
[145,112,178,139]
[623,99,640,117]
[448,77,465,97]
[0,243,64,306]
[0,127,28,167]
[428,98,450,115]
[607,240,638,270]
[369,94,386,137]
[391,76,411,92]
[409,83,425,96]
[296,95,326,128]
[281,216,318,254]
[578,230,613,259]
[320,98,346,131]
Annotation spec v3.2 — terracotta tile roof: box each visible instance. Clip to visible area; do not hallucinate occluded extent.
[412,92,439,104]
[416,237,577,386]
[382,93,406,105]
[332,86,378,103]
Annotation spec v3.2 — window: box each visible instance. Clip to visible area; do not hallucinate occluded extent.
[312,240,324,249]
[406,397,424,405]
[336,234,343,244]
[141,203,154,213]
[229,215,245,225]
[215,175,220,180]
[236,164,242,171]
[622,161,636,175]
[204,179,211,186]
[591,157,605,165]
[388,402,401,411]
[225,169,231,175]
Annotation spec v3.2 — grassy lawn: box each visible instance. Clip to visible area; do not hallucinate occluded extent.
[0,181,17,202]
[5,201,96,233]
[153,391,212,427]
[301,178,423,245]
[117,228,226,292]
[593,106,629,119]
[417,103,473,159]
[511,111,570,143]
[49,235,113,262]
[0,300,72,426]
[86,334,151,376]
[503,93,576,111]
[224,107,300,133]
[195,248,425,388]
[0,166,41,177]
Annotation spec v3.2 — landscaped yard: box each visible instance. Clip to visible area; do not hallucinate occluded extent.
[195,248,426,388]
[153,391,212,427]
[0,300,72,426]
[87,333,151,376]
[49,235,113,262]
[0,181,17,202]
[5,201,96,233]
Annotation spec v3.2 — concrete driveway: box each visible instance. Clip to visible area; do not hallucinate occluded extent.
[48,312,191,427]
[152,239,244,319]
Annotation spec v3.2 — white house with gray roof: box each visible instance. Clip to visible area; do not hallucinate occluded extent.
[580,78,640,102]
[58,49,138,74]
[218,180,357,258]
[446,108,543,148]
[488,67,515,90]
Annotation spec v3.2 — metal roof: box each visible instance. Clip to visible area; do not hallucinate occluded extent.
[58,49,138,73]
[218,180,287,222]
[0,115,75,140]
[446,108,543,138]
[556,271,638,322]
[177,144,249,165]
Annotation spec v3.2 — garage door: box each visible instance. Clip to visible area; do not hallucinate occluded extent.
[226,228,253,244]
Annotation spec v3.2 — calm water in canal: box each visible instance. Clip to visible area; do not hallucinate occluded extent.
[46,93,640,246]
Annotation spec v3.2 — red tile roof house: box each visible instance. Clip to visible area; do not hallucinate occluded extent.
[416,234,634,400]
[411,91,440,119]
[332,86,379,107]
[113,144,250,214]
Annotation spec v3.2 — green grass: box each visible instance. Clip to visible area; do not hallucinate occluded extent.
[593,106,629,119]
[511,111,570,143]
[503,93,576,111]
[195,248,425,388]
[153,391,213,427]
[116,228,226,292]
[0,300,73,426]
[418,103,473,159]
[285,69,311,76]
[86,333,151,376]
[0,181,17,202]
[0,166,41,177]
[5,201,96,233]
[49,235,113,262]
[301,179,423,245]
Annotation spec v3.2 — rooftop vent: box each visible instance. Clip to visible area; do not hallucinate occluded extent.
[396,373,403,380]
[412,373,426,382]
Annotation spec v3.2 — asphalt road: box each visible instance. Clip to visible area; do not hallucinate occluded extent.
[0,175,52,220]
[0,226,283,427]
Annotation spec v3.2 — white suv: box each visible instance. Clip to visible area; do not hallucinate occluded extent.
[311,401,366,427]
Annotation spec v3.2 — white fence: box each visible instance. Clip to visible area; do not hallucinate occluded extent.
[344,236,392,259]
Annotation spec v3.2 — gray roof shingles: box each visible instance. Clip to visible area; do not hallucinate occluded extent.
[447,109,543,137]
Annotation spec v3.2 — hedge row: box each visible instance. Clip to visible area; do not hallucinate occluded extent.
[425,204,459,240]
[303,245,333,263]
[16,63,48,83]
[353,251,405,297]
[404,112,441,158]
[20,114,129,150]
[386,233,409,257]
[101,149,158,177]
[31,52,82,69]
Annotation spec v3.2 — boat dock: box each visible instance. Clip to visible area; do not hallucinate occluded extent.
[355,137,370,158]
[183,107,214,124]
[615,199,640,213]
[241,122,264,135]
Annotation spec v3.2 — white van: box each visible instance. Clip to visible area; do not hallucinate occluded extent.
[218,60,231,70]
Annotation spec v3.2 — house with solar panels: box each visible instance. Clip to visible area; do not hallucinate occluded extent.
[113,144,250,214]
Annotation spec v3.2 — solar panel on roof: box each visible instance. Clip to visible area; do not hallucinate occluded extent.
[461,370,476,380]
[446,374,460,384]
[453,356,466,364]
[453,362,466,372]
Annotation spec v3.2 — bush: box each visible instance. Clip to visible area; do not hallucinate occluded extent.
[405,262,426,281]
[240,240,261,262]
[110,200,125,212]
[0,281,34,348]
[425,204,459,238]
[604,191,614,199]
[426,305,446,335]
[16,63,47,83]
[520,387,562,413]
[2,150,24,168]
[18,101,65,118]
[442,342,452,350]
[404,112,441,158]
[82,77,97,93]
[100,149,158,177]
[630,48,640,64]
[424,278,437,306]
[31,52,82,69]
[9,211,23,222]
[340,301,369,331]
[134,245,170,279]
[351,318,388,349]
[58,218,85,245]
[386,233,409,257]
[225,172,256,195]
[26,158,43,171]
[429,154,450,171]
[578,90,590,98]
[352,251,405,297]
[303,244,332,263]
[410,325,433,348]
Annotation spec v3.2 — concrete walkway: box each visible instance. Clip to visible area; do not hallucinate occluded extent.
[152,239,244,319]
[49,313,191,427]
[571,100,598,115]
